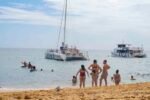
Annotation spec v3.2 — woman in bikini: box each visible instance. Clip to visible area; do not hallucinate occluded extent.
[88,60,102,87]
[76,65,89,88]
[113,69,121,85]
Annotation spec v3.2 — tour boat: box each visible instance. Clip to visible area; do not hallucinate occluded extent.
[111,44,146,58]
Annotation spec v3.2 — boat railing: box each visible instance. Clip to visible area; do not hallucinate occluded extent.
[82,51,89,60]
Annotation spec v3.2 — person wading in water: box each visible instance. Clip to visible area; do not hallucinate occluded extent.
[76,65,89,88]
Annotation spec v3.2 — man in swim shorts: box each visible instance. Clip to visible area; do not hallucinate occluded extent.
[100,60,110,86]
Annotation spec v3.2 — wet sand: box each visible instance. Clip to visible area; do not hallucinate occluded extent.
[0,82,150,100]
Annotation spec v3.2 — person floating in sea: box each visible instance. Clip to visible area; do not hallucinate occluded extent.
[131,75,136,80]
[76,65,89,88]
[72,76,77,86]
[88,60,102,87]
[21,61,27,68]
[113,69,121,86]
[30,66,37,72]
[51,69,54,72]
[28,62,32,69]
[100,60,110,86]
[40,69,43,71]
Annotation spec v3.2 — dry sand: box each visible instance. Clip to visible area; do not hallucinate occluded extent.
[0,82,150,100]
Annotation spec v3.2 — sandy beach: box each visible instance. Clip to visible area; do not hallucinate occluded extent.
[0,82,149,100]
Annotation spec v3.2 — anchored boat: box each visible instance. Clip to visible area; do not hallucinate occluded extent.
[45,0,89,61]
[111,44,146,58]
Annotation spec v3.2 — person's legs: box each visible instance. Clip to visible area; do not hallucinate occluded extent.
[104,78,107,86]
[95,79,97,87]
[92,75,94,87]
[83,77,86,88]
[104,74,108,86]
[99,77,103,86]
[115,81,119,86]
[80,77,82,88]
[115,81,118,86]
[94,75,98,87]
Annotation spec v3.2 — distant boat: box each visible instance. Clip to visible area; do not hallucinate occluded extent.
[111,44,146,58]
[45,0,89,61]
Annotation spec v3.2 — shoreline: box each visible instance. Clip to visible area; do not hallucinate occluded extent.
[0,85,79,92]
[0,82,150,100]
[0,82,148,92]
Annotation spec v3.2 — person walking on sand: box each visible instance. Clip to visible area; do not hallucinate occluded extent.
[113,69,121,86]
[100,60,110,86]
[76,65,89,88]
[88,60,102,87]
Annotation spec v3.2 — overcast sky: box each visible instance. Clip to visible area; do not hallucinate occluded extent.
[0,0,150,50]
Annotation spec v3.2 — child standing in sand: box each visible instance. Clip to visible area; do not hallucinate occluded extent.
[76,65,89,88]
[113,70,121,85]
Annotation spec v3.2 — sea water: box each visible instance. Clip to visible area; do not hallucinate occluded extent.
[0,48,150,89]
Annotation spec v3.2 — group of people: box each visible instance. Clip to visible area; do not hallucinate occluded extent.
[21,61,37,72]
[73,59,121,88]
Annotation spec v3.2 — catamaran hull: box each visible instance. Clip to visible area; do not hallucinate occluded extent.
[65,57,87,61]
[111,52,146,58]
[45,52,87,61]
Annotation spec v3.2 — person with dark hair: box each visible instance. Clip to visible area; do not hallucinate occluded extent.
[88,60,102,87]
[113,69,121,85]
[21,61,27,68]
[76,65,89,88]
[40,69,43,71]
[30,66,37,72]
[100,60,110,86]
[111,76,114,82]
[28,62,32,69]
[131,75,136,80]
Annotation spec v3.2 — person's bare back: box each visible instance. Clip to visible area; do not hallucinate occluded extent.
[113,70,121,85]
[88,60,102,87]
[103,64,110,73]
[100,60,110,86]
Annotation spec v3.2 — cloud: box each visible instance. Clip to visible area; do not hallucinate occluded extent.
[43,0,150,50]
[43,0,150,35]
[8,2,33,9]
[0,6,59,26]
[1,0,150,39]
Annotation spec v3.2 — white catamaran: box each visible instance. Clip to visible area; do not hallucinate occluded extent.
[45,0,89,61]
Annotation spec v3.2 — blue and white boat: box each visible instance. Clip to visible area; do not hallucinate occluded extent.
[111,44,146,58]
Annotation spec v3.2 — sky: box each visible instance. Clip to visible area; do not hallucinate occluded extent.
[0,0,150,50]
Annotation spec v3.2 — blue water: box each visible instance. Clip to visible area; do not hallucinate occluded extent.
[0,48,150,89]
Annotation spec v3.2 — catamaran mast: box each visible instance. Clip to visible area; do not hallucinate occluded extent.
[64,0,67,45]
